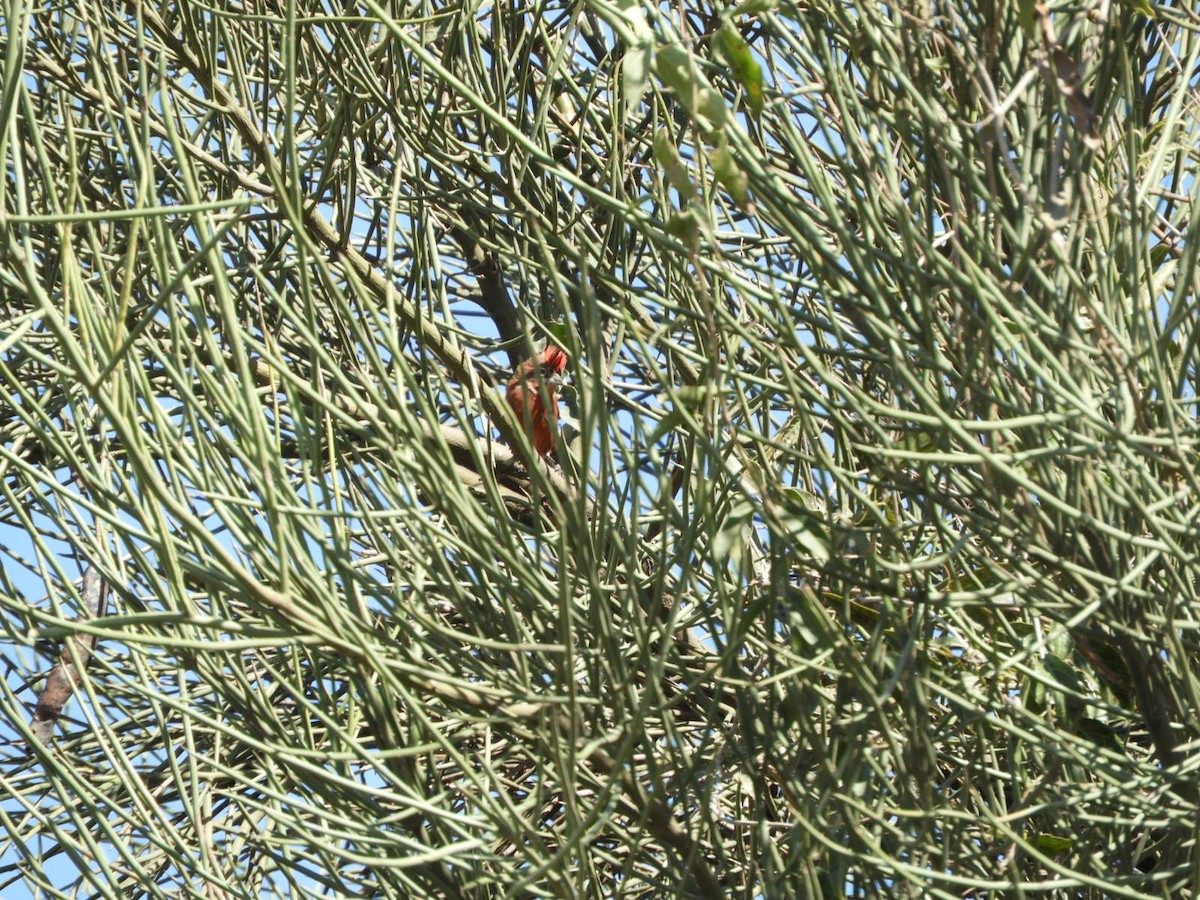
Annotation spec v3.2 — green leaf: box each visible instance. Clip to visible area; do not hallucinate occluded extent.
[733,0,776,15]
[1017,0,1037,35]
[647,406,688,445]
[623,42,653,116]
[653,131,696,200]
[612,0,655,115]
[712,498,756,565]
[1043,653,1086,694]
[696,86,728,136]
[674,384,713,407]
[1117,0,1156,17]
[1076,717,1124,754]
[654,44,697,108]
[711,144,750,207]
[1031,833,1073,855]
[776,489,830,562]
[665,210,701,248]
[615,0,655,40]
[716,21,764,116]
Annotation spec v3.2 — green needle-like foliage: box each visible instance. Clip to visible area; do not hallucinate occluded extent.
[0,0,1198,897]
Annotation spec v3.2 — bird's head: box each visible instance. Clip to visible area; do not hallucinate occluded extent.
[511,345,567,388]
[536,346,568,386]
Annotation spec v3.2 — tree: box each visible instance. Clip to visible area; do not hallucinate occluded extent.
[1,0,1197,896]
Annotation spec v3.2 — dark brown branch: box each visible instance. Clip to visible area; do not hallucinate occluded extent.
[30,567,108,745]
[448,224,525,365]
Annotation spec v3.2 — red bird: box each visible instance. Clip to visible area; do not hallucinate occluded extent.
[506,346,568,459]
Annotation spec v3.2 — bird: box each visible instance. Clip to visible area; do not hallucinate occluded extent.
[505,346,568,459]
